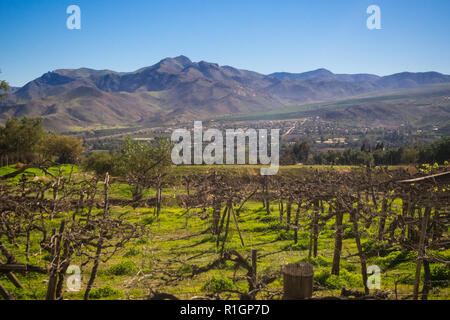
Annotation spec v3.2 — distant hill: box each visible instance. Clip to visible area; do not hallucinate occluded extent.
[218,84,450,132]
[1,56,450,131]
[269,68,380,83]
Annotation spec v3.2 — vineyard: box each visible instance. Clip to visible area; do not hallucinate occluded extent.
[0,164,449,300]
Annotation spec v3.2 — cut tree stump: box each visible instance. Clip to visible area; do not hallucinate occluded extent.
[282,261,314,300]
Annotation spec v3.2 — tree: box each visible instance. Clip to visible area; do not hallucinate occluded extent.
[361,139,373,153]
[418,137,450,164]
[432,137,450,164]
[116,137,172,203]
[82,151,116,176]
[282,140,310,164]
[41,134,85,164]
[0,117,46,161]
[400,147,418,164]
[0,71,10,100]
[292,140,310,163]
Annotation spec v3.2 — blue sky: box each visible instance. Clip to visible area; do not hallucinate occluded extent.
[1,0,450,86]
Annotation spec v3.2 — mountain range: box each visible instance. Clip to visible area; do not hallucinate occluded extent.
[1,55,450,131]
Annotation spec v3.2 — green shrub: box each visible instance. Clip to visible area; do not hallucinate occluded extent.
[268,222,285,231]
[302,255,332,267]
[343,226,355,239]
[339,269,363,288]
[375,250,415,270]
[341,262,357,272]
[320,229,334,238]
[89,286,123,299]
[429,250,450,261]
[325,274,343,289]
[107,260,138,276]
[258,216,278,223]
[202,276,234,294]
[315,269,362,289]
[177,264,194,275]
[252,225,266,232]
[276,230,293,241]
[314,270,331,287]
[283,241,309,251]
[217,260,236,270]
[42,253,52,262]
[297,231,310,240]
[124,248,141,257]
[136,237,149,245]
[430,264,450,287]
[362,239,390,257]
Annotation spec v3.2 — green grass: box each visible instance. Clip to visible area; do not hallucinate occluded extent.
[2,199,445,300]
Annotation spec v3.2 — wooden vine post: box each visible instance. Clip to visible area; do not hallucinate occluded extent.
[282,261,314,300]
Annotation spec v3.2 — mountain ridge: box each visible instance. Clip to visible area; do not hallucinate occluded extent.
[2,56,450,131]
